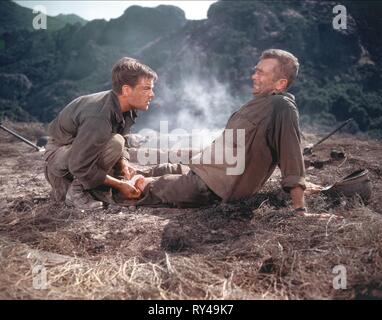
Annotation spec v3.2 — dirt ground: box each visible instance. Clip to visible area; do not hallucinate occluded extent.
[0,122,381,299]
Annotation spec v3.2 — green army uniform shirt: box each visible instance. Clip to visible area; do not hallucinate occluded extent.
[46,90,136,189]
[190,92,306,202]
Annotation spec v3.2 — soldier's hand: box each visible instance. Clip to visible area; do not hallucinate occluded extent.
[122,166,136,180]
[305,181,324,195]
[119,158,136,180]
[118,181,142,200]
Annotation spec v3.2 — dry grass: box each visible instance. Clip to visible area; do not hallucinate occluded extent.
[1,193,381,300]
[0,238,256,300]
[1,123,382,300]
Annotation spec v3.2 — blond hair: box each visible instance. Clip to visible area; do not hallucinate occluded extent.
[260,49,299,88]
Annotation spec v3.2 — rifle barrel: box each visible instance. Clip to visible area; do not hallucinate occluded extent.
[311,118,353,148]
[303,118,353,156]
[0,124,43,151]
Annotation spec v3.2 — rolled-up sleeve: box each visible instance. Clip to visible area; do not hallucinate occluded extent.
[272,98,306,192]
[68,116,112,190]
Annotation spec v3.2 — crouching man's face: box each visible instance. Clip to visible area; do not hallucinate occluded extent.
[251,58,287,96]
[123,77,155,111]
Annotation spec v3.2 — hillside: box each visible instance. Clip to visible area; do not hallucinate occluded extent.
[0,122,381,299]
[0,0,86,33]
[53,14,87,27]
[0,1,381,136]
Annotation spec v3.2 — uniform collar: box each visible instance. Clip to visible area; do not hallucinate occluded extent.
[111,90,138,124]
[111,90,124,123]
[271,91,295,101]
[254,91,295,100]
[129,109,138,124]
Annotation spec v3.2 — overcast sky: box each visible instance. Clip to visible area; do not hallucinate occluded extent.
[14,1,218,20]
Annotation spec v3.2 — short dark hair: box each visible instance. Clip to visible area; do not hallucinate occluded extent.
[112,57,158,94]
[259,49,299,88]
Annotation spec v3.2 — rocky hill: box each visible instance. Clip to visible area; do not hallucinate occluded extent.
[0,0,381,136]
[0,0,86,33]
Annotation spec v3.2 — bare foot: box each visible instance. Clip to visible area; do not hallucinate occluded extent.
[135,176,155,192]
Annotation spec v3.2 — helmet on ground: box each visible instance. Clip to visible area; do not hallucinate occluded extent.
[322,169,372,203]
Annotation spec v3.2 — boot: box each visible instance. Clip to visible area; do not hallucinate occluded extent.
[65,179,104,210]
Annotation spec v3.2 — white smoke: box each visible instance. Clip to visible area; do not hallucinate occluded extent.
[161,75,244,131]
[134,46,250,149]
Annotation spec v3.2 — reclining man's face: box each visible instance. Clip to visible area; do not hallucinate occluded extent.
[251,58,284,96]
[125,77,155,111]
